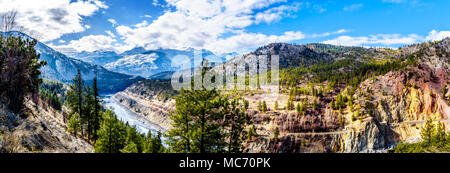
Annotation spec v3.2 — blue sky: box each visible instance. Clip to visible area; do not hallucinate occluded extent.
[2,0,450,54]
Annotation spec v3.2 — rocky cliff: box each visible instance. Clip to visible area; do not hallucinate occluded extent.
[0,99,93,153]
[112,80,176,131]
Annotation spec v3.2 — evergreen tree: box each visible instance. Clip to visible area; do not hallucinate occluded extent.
[94,110,126,153]
[247,125,256,141]
[435,122,447,147]
[273,127,279,141]
[313,99,318,111]
[151,131,164,153]
[262,101,267,112]
[66,69,85,137]
[120,142,138,153]
[84,85,94,140]
[0,35,46,113]
[243,99,249,110]
[123,125,144,153]
[274,101,279,110]
[91,77,102,141]
[143,131,164,153]
[225,98,250,153]
[287,100,295,110]
[166,89,195,153]
[443,85,448,100]
[190,88,226,153]
[421,119,435,146]
[257,101,262,111]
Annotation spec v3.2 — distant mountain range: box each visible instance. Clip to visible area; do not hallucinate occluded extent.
[68,47,228,78]
[1,31,144,93]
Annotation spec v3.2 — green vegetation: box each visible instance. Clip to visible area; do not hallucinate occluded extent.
[93,110,164,153]
[166,86,252,153]
[243,99,249,110]
[394,119,450,153]
[257,101,262,111]
[62,70,166,153]
[39,79,65,111]
[287,100,295,111]
[247,125,257,141]
[0,35,47,113]
[262,101,267,112]
[273,127,279,141]
[280,58,404,89]
[443,85,448,100]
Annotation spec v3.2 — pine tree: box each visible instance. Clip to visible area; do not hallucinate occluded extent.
[225,98,250,153]
[313,99,318,111]
[243,99,249,110]
[120,142,138,153]
[435,122,447,147]
[166,89,195,153]
[124,125,144,153]
[190,88,226,153]
[421,119,435,146]
[273,127,279,141]
[91,77,102,141]
[0,35,46,113]
[287,100,295,110]
[247,125,256,141]
[257,101,262,111]
[143,131,164,153]
[66,69,85,137]
[151,131,164,153]
[94,110,126,153]
[143,131,153,153]
[443,85,448,100]
[84,85,94,140]
[262,101,267,112]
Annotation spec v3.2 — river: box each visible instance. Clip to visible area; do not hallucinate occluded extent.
[101,94,166,135]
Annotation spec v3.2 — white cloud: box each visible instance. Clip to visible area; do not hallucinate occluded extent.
[254,3,302,24]
[343,4,363,11]
[426,30,450,41]
[323,34,422,46]
[52,35,117,53]
[108,18,118,27]
[324,30,450,47]
[207,31,305,53]
[134,21,149,28]
[113,0,306,54]
[152,0,163,7]
[105,30,116,38]
[309,29,349,38]
[0,0,108,41]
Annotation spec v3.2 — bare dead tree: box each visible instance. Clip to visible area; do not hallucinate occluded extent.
[0,10,43,41]
[1,10,18,32]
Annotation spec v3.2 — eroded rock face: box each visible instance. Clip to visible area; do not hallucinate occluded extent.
[333,65,449,153]
[245,64,449,153]
[337,119,389,153]
[275,112,339,133]
[112,80,175,131]
[0,101,93,153]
